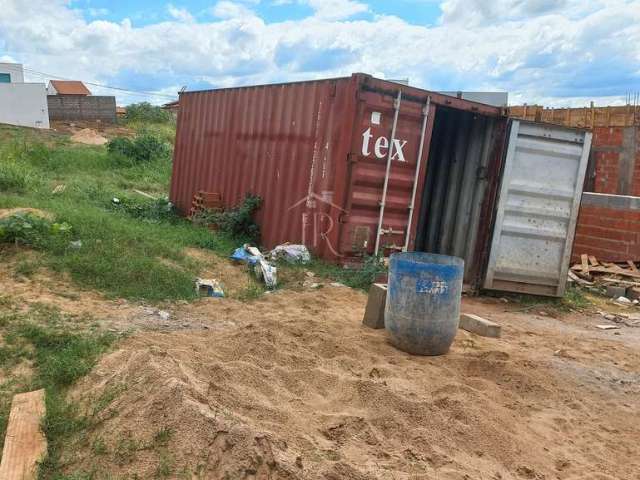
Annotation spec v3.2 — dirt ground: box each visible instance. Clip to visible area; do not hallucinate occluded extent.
[1,254,639,479]
[50,120,133,140]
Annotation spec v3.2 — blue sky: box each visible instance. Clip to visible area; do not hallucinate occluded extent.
[1,0,639,106]
[74,0,443,26]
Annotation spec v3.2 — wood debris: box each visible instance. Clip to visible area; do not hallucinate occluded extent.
[570,255,640,286]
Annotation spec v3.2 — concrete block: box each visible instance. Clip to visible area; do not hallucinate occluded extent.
[362,283,387,329]
[606,285,627,298]
[459,313,501,338]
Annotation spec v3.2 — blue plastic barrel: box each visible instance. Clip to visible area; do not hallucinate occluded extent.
[385,252,464,356]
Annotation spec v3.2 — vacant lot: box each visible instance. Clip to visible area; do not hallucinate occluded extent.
[0,122,638,479]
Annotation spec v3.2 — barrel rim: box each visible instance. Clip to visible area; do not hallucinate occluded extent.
[389,252,464,268]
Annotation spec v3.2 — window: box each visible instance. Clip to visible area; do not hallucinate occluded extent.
[0,73,10,83]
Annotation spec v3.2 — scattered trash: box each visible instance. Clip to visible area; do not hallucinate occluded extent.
[597,310,640,328]
[255,261,277,289]
[305,271,315,278]
[270,243,311,264]
[195,278,225,298]
[112,197,121,204]
[330,282,346,288]
[141,307,172,321]
[596,324,620,330]
[615,296,632,305]
[69,240,82,249]
[52,184,66,194]
[231,244,278,289]
[230,247,259,265]
[303,281,320,289]
[571,256,640,297]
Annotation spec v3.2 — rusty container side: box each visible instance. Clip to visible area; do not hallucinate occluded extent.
[170,76,358,253]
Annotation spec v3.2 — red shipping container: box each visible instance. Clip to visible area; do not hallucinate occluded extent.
[171,73,591,296]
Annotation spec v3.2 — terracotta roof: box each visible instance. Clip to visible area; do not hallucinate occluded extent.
[50,80,91,95]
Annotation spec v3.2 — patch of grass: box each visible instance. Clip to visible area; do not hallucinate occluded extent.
[0,125,253,302]
[0,301,119,479]
[14,258,41,278]
[491,285,592,314]
[91,437,108,456]
[280,254,387,291]
[237,279,266,301]
[152,426,174,447]
[155,452,174,479]
[0,158,40,193]
[18,324,114,387]
[113,434,141,466]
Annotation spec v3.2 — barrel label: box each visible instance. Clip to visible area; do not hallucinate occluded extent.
[416,279,448,295]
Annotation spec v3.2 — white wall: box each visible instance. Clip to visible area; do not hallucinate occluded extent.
[0,63,25,83]
[0,83,50,129]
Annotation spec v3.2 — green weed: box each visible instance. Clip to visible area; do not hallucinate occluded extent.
[155,453,174,479]
[152,426,174,447]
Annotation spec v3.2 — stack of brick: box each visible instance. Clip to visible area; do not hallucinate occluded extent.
[572,193,640,263]
[188,191,223,219]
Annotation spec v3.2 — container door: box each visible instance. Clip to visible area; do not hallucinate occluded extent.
[337,90,433,258]
[484,120,592,297]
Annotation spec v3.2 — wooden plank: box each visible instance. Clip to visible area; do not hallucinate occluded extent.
[627,261,639,273]
[581,254,590,274]
[589,255,599,266]
[601,277,640,287]
[0,389,47,480]
[571,264,640,279]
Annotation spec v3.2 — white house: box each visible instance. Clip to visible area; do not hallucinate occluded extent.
[0,63,50,129]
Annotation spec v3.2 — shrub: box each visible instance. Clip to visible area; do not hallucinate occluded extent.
[194,194,262,243]
[0,213,72,251]
[124,102,174,124]
[107,133,170,164]
[110,196,176,223]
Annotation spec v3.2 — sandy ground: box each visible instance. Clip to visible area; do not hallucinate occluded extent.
[1,251,639,479]
[70,128,108,145]
[73,295,639,479]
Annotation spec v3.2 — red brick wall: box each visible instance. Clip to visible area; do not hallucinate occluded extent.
[634,147,640,196]
[590,126,640,195]
[592,127,624,194]
[572,203,640,262]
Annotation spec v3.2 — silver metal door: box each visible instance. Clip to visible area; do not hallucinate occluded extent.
[484,120,592,296]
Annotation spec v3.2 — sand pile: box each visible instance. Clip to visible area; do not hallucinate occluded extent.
[70,128,108,145]
[62,288,640,479]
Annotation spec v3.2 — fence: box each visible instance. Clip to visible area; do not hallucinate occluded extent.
[47,95,116,123]
[509,104,639,129]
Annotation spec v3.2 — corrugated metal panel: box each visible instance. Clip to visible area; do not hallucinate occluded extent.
[170,76,358,254]
[484,120,593,296]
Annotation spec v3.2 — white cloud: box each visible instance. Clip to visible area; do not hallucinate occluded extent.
[167,4,195,23]
[0,0,638,106]
[211,1,257,19]
[306,0,368,20]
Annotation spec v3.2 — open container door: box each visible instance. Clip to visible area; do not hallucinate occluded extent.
[484,120,592,297]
